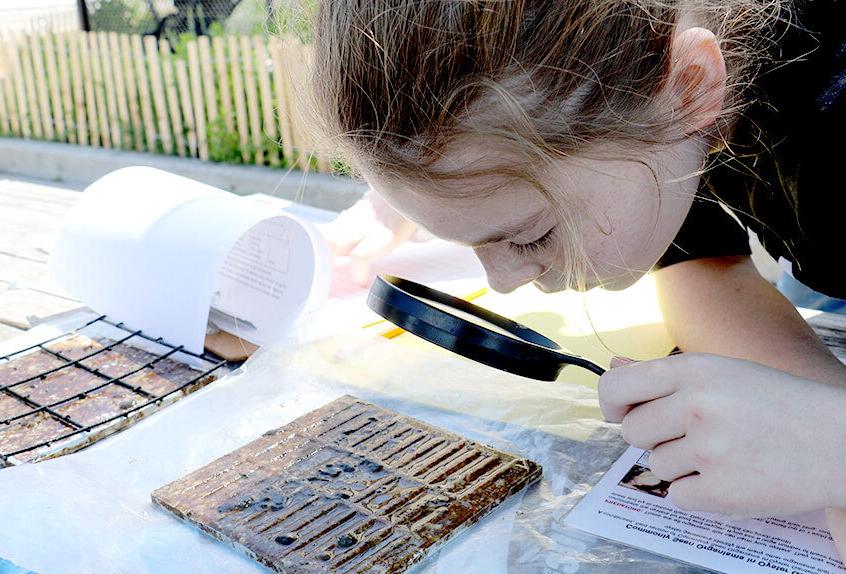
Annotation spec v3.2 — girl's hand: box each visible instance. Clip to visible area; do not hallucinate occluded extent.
[320,189,430,285]
[598,353,846,518]
[826,508,846,559]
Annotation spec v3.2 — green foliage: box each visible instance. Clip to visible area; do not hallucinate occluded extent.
[330,159,355,177]
[270,0,317,43]
[118,120,138,150]
[306,152,319,171]
[89,0,158,34]
[207,114,309,169]
[170,32,198,61]
[207,115,244,164]
[257,137,285,165]
[168,21,226,61]
[207,21,226,38]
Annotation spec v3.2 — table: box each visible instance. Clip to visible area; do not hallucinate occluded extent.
[2,173,846,574]
[0,176,84,339]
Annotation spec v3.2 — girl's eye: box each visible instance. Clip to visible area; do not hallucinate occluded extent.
[510,227,556,255]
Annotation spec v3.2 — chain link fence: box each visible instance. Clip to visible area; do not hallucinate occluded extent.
[82,0,288,37]
[0,1,311,43]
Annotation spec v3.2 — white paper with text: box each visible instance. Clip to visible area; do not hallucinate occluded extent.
[565,447,845,574]
[50,167,328,352]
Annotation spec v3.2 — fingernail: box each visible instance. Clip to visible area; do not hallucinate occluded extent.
[610,356,636,369]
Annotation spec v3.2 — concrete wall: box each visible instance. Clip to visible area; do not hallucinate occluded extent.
[0,138,367,212]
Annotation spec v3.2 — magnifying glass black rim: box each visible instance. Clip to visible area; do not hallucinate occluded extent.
[367,275,606,380]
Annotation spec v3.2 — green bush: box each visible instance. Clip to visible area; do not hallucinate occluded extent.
[89,0,158,34]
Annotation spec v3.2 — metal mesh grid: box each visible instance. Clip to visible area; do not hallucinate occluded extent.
[81,0,264,36]
[0,315,230,466]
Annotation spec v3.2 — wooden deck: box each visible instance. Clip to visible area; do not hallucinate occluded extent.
[0,176,84,340]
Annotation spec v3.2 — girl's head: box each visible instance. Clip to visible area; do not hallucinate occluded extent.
[308,1,783,292]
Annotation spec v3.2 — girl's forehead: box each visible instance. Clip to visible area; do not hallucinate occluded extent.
[371,175,551,246]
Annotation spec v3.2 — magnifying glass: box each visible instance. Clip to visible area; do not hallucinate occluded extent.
[367,275,606,381]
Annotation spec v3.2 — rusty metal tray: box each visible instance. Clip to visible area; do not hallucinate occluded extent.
[152,395,542,573]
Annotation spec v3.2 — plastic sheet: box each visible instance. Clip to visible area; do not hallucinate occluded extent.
[0,317,702,574]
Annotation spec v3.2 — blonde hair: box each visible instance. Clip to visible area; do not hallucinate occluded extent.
[303,0,787,287]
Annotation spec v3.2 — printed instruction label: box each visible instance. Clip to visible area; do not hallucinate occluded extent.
[565,447,845,574]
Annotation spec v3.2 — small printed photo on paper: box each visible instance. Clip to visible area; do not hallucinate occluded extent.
[618,464,672,499]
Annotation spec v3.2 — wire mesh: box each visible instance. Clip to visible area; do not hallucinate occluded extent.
[81,0,278,36]
[0,315,230,466]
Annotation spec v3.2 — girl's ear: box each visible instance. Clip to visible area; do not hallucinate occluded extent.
[668,27,727,135]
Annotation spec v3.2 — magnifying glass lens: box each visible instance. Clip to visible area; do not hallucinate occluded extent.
[368,275,606,379]
[412,293,526,341]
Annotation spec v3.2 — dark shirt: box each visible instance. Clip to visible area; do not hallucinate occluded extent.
[655,0,846,299]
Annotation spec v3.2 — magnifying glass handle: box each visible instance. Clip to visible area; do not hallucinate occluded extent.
[565,356,606,376]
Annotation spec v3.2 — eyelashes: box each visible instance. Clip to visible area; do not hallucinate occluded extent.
[510,226,557,256]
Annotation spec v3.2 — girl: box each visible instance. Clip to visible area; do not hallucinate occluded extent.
[310,0,846,554]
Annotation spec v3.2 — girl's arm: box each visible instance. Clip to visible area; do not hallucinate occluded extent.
[647,256,846,554]
[653,255,846,386]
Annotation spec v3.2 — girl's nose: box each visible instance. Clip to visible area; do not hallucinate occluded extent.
[473,244,544,294]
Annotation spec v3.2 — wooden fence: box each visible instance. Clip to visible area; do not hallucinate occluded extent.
[0,31,331,172]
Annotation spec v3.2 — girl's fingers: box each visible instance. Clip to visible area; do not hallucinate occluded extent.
[667,474,716,513]
[598,359,680,423]
[621,395,686,451]
[348,220,417,285]
[647,437,697,482]
[610,355,637,369]
[348,229,397,285]
[321,192,384,259]
[320,212,367,259]
[825,509,846,561]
